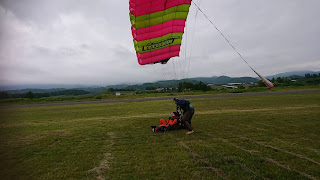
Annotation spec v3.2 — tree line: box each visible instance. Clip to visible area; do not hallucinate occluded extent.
[177,81,211,92]
[257,73,320,87]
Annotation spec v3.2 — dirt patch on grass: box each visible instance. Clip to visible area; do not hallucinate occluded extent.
[89,153,113,180]
[89,132,115,180]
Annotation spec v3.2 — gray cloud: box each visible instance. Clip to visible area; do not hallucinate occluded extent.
[0,0,319,87]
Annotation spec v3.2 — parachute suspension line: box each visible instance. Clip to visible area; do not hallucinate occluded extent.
[184,12,190,79]
[191,1,253,69]
[182,13,188,80]
[172,57,178,80]
[191,1,274,89]
[181,23,185,79]
[173,5,181,81]
[186,0,201,79]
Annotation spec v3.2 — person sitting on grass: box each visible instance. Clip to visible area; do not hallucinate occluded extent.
[151,112,180,132]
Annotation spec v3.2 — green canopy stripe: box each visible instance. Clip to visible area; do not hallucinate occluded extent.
[130,4,190,29]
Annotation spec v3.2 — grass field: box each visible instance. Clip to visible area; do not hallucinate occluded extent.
[0,91,320,179]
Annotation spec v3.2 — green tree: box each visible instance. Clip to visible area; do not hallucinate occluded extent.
[178,82,194,92]
[25,91,35,99]
[0,91,10,99]
[194,81,211,91]
[258,80,265,87]
[276,77,283,83]
[107,88,115,92]
[146,86,156,90]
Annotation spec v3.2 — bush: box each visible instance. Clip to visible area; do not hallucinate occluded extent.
[95,95,102,99]
[230,89,243,93]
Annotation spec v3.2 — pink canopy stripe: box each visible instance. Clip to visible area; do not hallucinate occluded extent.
[130,0,192,17]
[137,45,181,65]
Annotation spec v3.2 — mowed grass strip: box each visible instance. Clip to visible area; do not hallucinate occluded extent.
[0,92,319,179]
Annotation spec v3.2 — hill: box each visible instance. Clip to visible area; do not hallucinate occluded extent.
[266,71,320,79]
[190,76,259,85]
[1,76,258,95]
[124,76,259,90]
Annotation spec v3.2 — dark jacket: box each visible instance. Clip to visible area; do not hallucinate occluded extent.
[176,100,194,114]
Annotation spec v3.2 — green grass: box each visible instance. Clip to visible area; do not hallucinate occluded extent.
[0,92,320,179]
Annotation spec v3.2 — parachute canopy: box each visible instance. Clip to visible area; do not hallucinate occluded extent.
[253,70,274,89]
[129,0,192,65]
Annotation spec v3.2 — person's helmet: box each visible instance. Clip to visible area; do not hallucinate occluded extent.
[173,97,179,102]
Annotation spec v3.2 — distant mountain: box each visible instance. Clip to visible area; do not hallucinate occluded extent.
[0,84,99,91]
[3,86,131,94]
[5,88,69,94]
[2,70,319,93]
[0,84,130,93]
[0,76,268,93]
[266,71,320,79]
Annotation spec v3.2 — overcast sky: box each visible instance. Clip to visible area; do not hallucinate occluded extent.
[0,0,319,87]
